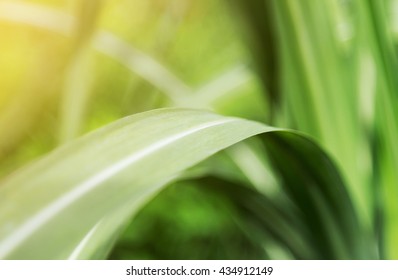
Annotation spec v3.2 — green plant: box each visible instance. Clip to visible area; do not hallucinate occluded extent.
[0,0,397,259]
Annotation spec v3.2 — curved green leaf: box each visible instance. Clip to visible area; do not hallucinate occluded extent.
[0,108,268,259]
[112,133,374,259]
[0,108,367,259]
[263,132,374,259]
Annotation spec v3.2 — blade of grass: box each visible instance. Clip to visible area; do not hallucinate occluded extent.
[355,0,398,258]
[0,108,367,259]
[66,179,170,259]
[58,1,102,143]
[226,140,278,197]
[93,31,192,102]
[237,0,371,233]
[59,47,95,143]
[263,131,375,259]
[185,64,253,108]
[0,108,268,259]
[0,1,73,34]
[199,131,375,259]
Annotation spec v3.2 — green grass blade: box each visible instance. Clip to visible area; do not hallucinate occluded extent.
[234,0,371,237]
[66,183,167,260]
[0,108,267,259]
[263,132,375,259]
[0,1,73,34]
[59,47,95,143]
[189,132,374,259]
[58,1,102,143]
[0,108,368,259]
[355,0,398,258]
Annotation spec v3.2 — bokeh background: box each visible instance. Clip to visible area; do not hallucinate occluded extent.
[2,0,398,259]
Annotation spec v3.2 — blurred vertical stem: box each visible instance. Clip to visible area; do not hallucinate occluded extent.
[234,0,398,258]
[355,0,398,258]
[59,1,102,143]
[235,0,371,238]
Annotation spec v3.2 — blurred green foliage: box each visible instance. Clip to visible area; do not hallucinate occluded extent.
[109,180,266,260]
[1,0,398,259]
[0,0,267,172]
[0,0,268,259]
